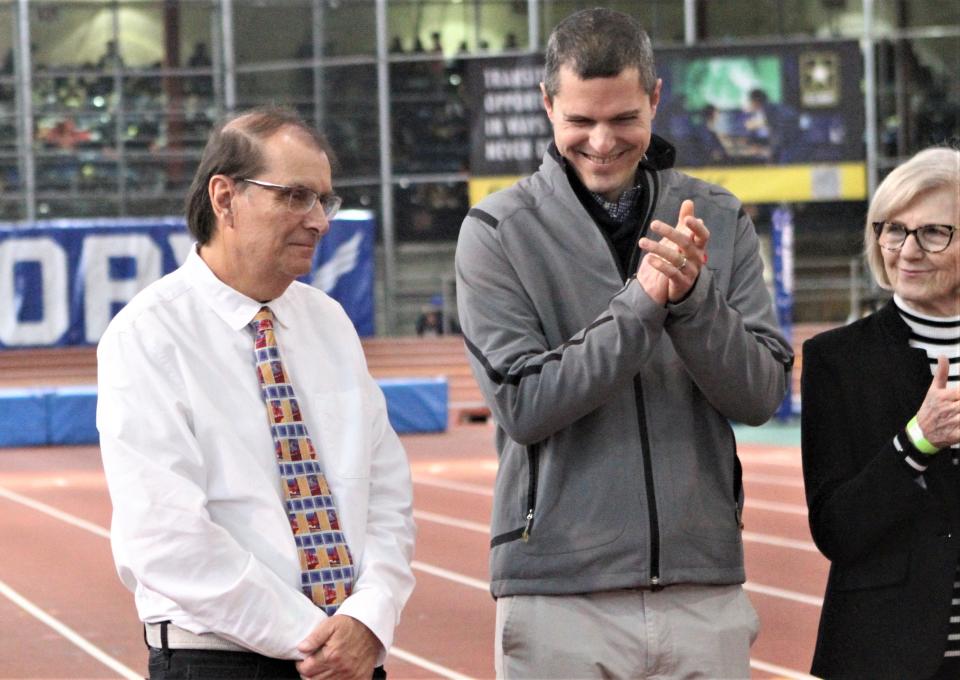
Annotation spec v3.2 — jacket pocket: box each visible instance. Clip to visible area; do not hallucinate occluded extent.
[832,551,909,591]
[491,443,539,547]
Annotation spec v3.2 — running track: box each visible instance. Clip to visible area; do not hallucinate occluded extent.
[0,422,825,679]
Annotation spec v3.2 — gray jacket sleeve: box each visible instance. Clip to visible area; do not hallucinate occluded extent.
[455,209,668,445]
[665,208,793,424]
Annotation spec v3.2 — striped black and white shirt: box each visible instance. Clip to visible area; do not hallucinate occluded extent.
[894,294,960,658]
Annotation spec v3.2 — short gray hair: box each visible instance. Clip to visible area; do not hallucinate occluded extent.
[864,146,960,288]
[543,7,657,100]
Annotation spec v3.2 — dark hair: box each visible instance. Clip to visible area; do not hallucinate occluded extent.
[543,7,657,100]
[185,106,336,244]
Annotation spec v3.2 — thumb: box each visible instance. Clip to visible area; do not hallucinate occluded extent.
[298,618,334,654]
[934,355,950,389]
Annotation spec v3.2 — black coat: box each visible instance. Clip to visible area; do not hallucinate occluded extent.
[801,300,960,679]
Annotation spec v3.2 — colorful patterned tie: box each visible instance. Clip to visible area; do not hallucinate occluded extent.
[251,306,354,615]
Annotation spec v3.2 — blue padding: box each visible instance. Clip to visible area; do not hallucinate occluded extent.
[0,389,48,447]
[47,386,99,445]
[377,377,448,434]
[0,377,447,448]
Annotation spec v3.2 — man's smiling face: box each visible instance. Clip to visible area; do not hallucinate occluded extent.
[542,65,661,201]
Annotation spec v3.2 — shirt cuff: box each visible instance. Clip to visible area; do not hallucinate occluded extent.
[335,588,397,666]
[894,431,929,476]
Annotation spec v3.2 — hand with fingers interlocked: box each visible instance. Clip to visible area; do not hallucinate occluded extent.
[636,199,711,304]
[296,614,381,680]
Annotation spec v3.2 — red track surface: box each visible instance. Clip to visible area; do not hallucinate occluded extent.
[0,424,825,679]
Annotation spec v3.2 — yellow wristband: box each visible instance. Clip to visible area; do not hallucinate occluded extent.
[907,416,939,455]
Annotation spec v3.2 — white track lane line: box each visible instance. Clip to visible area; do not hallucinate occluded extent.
[0,484,110,539]
[742,473,806,488]
[414,509,489,533]
[749,658,818,679]
[0,577,141,680]
[411,561,489,591]
[745,581,824,607]
[0,485,470,680]
[747,499,808,516]
[415,509,821,555]
[415,475,811,517]
[410,559,822,678]
[742,531,819,553]
[388,647,477,680]
[413,476,493,496]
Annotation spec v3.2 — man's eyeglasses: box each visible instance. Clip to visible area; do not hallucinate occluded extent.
[236,178,342,219]
[872,221,956,254]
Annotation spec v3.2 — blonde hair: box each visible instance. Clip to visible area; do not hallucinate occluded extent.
[864,146,960,288]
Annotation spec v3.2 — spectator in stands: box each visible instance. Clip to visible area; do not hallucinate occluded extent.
[96,39,124,70]
[96,106,415,680]
[455,8,792,679]
[415,302,442,337]
[187,41,212,68]
[415,294,459,336]
[801,146,960,680]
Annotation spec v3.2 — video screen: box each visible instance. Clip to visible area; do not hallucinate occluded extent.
[657,43,864,167]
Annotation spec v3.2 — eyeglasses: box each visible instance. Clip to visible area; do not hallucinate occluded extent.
[236,178,342,218]
[872,221,956,254]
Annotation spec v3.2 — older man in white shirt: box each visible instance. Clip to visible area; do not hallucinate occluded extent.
[96,106,415,680]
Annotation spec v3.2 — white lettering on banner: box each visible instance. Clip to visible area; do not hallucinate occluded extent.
[484,117,505,136]
[0,237,69,345]
[168,233,195,267]
[485,138,533,161]
[482,66,541,89]
[80,235,162,343]
[504,115,550,136]
[483,91,542,114]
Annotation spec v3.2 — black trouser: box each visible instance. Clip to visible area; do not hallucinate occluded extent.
[147,647,387,680]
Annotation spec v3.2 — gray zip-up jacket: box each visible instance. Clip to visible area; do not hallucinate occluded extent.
[455,138,793,597]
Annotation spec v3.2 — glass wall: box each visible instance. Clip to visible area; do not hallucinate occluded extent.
[0,2,20,220]
[1,0,958,329]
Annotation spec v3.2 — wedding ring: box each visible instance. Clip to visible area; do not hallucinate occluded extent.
[677,254,688,271]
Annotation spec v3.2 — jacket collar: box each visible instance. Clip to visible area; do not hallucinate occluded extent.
[876,298,936,418]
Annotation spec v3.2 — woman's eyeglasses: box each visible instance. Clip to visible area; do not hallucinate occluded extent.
[872,221,956,253]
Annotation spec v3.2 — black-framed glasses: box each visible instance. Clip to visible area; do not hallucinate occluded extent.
[236,178,342,219]
[872,221,956,254]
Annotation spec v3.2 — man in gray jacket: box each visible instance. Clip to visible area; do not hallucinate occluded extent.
[455,8,793,679]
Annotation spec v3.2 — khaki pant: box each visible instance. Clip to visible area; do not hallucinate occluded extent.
[495,584,760,680]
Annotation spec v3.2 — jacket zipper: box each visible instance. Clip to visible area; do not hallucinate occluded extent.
[521,443,539,542]
[634,376,661,588]
[633,169,661,586]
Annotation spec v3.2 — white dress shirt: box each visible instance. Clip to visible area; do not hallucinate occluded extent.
[96,247,416,660]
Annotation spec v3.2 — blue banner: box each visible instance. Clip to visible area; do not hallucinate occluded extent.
[771,206,795,419]
[0,210,375,348]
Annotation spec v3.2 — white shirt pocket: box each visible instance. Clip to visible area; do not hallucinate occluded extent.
[310,388,371,479]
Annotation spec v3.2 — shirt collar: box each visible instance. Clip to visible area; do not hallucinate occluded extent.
[589,183,643,221]
[183,246,297,331]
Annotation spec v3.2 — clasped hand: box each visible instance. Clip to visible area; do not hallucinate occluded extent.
[637,199,710,305]
[296,614,380,680]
